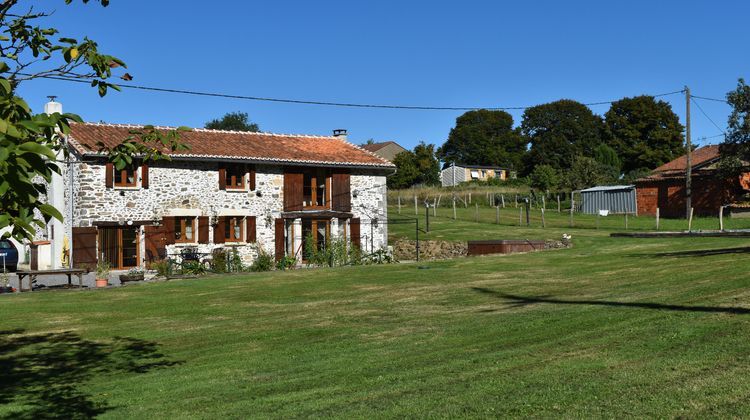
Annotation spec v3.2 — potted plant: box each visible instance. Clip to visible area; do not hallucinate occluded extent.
[119,267,145,283]
[95,261,110,288]
[0,270,13,293]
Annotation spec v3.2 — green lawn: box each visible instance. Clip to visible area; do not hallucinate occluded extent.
[2,209,750,417]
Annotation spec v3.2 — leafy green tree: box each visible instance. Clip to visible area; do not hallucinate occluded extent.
[387,151,420,189]
[594,143,621,172]
[412,142,440,186]
[564,156,619,190]
[720,79,750,174]
[205,111,260,132]
[605,95,684,173]
[521,100,608,175]
[437,109,527,170]
[529,164,560,191]
[0,1,186,242]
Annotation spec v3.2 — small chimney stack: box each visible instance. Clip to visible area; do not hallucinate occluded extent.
[333,129,347,140]
[44,96,63,115]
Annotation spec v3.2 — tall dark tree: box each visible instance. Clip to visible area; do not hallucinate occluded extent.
[387,151,419,189]
[412,142,440,186]
[521,100,608,175]
[720,79,750,174]
[605,95,684,173]
[205,112,260,132]
[437,109,526,170]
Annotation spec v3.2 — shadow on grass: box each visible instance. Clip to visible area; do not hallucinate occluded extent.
[0,329,181,419]
[471,287,750,314]
[646,246,750,258]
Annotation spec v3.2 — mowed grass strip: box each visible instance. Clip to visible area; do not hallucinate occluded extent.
[2,217,750,417]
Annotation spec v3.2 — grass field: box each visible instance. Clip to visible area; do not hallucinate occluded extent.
[2,207,750,417]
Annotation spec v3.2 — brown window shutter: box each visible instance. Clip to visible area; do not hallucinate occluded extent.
[283,170,304,211]
[247,216,256,243]
[249,166,256,191]
[163,217,176,245]
[332,171,351,212]
[141,164,149,189]
[105,162,114,188]
[72,227,98,269]
[198,216,209,244]
[214,216,226,244]
[218,167,226,190]
[350,218,361,249]
[274,218,285,262]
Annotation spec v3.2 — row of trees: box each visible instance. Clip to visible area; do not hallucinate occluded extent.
[389,95,686,190]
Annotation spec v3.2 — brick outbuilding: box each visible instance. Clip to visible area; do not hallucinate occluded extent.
[634,145,749,218]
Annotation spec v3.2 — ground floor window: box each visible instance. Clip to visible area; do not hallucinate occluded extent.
[99,226,139,269]
[301,219,330,260]
[225,216,245,242]
[175,216,196,243]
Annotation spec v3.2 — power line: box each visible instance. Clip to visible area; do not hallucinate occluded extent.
[21,72,685,111]
[692,94,729,104]
[691,97,726,134]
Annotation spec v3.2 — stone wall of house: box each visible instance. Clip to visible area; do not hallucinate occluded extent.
[350,171,388,253]
[66,159,389,266]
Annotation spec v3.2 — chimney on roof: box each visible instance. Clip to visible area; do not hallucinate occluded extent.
[333,129,347,140]
[44,96,63,115]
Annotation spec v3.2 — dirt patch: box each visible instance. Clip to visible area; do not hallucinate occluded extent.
[393,239,467,261]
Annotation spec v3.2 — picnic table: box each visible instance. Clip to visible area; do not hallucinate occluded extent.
[15,268,86,292]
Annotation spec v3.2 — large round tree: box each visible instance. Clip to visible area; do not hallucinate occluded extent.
[521,100,608,175]
[604,95,684,173]
[437,109,526,170]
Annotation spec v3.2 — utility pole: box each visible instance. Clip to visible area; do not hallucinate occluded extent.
[685,86,692,219]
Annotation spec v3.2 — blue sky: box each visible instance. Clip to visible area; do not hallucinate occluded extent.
[16,0,749,150]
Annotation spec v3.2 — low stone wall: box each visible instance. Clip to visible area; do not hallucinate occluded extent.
[393,238,571,261]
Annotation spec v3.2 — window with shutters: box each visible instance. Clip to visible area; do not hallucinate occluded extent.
[302,169,331,209]
[224,216,245,243]
[174,216,197,243]
[223,164,246,190]
[114,165,138,188]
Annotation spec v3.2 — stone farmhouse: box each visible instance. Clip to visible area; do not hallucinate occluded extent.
[36,109,395,271]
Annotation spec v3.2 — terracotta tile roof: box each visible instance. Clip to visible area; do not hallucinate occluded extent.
[67,122,395,168]
[637,145,721,182]
[652,145,720,172]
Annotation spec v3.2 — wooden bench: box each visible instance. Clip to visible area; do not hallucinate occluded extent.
[15,268,86,292]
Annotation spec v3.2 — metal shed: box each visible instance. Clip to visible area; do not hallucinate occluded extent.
[580,185,637,215]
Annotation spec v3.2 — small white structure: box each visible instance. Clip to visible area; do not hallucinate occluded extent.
[441,164,508,187]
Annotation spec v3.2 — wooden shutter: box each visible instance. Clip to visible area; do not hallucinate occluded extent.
[218,167,226,190]
[274,218,285,262]
[214,216,226,244]
[332,171,351,212]
[141,164,149,189]
[283,170,304,211]
[72,227,98,269]
[198,216,209,244]
[163,217,176,245]
[249,166,256,191]
[350,218,361,249]
[105,163,114,189]
[247,216,257,243]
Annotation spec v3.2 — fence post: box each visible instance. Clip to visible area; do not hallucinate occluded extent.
[518,207,522,226]
[433,198,437,217]
[688,207,694,232]
[720,206,724,231]
[414,195,418,215]
[501,194,506,208]
[569,198,575,228]
[475,202,479,222]
[415,218,419,262]
[541,208,545,228]
[425,204,430,233]
[469,192,472,205]
[464,194,468,208]
[656,207,660,230]
[542,196,545,210]
[452,197,457,220]
[496,206,500,224]
[398,194,401,215]
[557,194,561,213]
[515,194,518,208]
